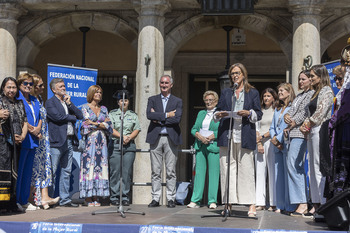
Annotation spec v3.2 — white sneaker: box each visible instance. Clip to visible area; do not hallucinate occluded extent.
[26,203,39,211]
[209,203,217,209]
[187,202,200,208]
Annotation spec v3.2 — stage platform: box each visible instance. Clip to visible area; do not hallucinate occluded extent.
[0,204,345,233]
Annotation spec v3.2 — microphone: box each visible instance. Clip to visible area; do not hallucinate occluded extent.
[122,75,127,89]
[232,83,239,90]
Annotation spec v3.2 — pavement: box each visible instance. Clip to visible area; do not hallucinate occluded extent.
[0,204,331,231]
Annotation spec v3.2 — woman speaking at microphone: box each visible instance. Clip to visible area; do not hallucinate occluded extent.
[214,63,262,217]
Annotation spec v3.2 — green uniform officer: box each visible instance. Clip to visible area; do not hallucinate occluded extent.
[109,91,140,206]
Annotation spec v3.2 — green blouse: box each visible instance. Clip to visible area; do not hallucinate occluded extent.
[109,109,141,142]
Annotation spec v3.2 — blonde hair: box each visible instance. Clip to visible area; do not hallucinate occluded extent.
[332,65,342,77]
[276,83,295,110]
[31,74,43,96]
[203,90,219,102]
[17,73,33,86]
[86,85,103,103]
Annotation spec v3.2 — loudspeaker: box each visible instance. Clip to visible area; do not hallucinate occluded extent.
[317,189,350,230]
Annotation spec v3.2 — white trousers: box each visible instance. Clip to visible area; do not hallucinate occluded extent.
[255,140,276,206]
[220,142,255,205]
[307,125,326,204]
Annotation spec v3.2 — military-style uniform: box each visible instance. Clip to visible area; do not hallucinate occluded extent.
[108,108,141,204]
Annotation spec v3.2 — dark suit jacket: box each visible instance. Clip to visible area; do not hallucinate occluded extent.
[46,95,84,148]
[146,94,183,146]
[216,87,262,150]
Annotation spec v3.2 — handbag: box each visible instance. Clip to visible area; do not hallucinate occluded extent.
[78,136,86,152]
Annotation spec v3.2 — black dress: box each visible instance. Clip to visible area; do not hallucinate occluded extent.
[0,95,26,212]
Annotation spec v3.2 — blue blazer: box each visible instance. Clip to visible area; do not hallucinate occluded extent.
[269,106,291,153]
[46,95,83,148]
[216,87,262,150]
[17,91,41,149]
[146,94,183,146]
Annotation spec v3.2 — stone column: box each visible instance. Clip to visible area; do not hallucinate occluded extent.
[0,4,22,83]
[289,1,323,91]
[132,0,170,204]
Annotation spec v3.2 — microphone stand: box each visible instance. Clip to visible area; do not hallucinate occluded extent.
[201,84,257,221]
[92,87,145,218]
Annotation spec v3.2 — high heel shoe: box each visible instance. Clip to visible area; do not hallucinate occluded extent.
[41,201,50,210]
[41,197,60,210]
[47,197,60,205]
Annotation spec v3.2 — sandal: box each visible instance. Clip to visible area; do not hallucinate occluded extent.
[88,202,95,207]
[94,201,101,207]
[290,209,308,217]
[256,206,265,211]
[248,211,257,217]
[248,205,257,217]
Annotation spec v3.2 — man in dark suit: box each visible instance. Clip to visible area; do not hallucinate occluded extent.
[46,78,83,207]
[146,75,183,208]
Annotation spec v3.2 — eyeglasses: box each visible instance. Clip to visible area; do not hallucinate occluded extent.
[230,71,241,76]
[22,81,33,86]
[204,99,215,103]
[334,76,343,81]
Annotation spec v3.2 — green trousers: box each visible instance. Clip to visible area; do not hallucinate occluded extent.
[190,146,220,205]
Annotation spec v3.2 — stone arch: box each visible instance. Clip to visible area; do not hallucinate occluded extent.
[164,13,292,67]
[321,14,350,55]
[17,12,138,68]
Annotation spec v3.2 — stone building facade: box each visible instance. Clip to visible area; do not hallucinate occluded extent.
[1,0,350,204]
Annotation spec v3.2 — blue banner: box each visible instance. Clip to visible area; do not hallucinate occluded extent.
[30,222,82,233]
[139,225,194,233]
[47,64,97,108]
[47,64,98,199]
[323,59,340,95]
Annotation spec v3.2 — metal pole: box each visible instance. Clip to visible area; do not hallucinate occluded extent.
[79,27,90,68]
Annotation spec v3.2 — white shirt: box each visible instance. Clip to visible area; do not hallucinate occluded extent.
[160,94,170,134]
[202,108,216,130]
[60,99,74,136]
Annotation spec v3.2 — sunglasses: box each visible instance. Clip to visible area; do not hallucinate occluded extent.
[37,84,44,88]
[22,81,33,86]
[334,76,343,81]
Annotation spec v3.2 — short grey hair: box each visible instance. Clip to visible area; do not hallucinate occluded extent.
[50,78,64,92]
[159,75,173,84]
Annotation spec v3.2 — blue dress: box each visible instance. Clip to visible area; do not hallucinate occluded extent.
[79,104,112,198]
[31,97,52,205]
